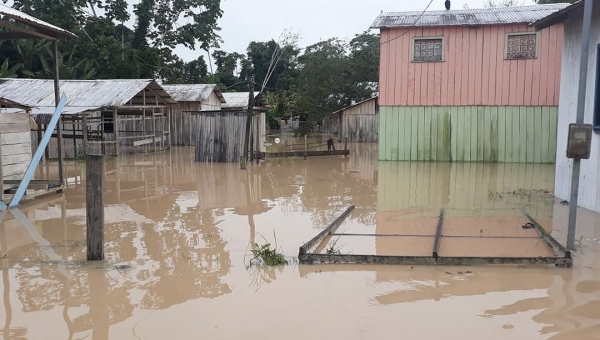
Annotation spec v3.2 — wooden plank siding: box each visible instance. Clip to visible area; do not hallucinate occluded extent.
[379,106,558,163]
[0,112,32,181]
[194,111,266,163]
[379,23,564,107]
[337,97,379,142]
[170,102,202,146]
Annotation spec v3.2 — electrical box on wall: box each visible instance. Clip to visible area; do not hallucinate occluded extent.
[566,123,593,159]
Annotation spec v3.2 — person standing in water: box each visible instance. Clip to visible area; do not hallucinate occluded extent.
[327,136,336,151]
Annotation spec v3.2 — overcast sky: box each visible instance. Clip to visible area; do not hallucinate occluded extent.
[173,0,537,64]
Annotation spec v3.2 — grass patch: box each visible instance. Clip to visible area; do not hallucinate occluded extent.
[249,242,289,267]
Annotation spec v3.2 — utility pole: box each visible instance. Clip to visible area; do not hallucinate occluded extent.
[241,79,255,170]
[567,0,594,251]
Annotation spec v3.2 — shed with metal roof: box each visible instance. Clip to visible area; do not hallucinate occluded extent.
[162,84,226,146]
[0,78,176,158]
[0,4,77,209]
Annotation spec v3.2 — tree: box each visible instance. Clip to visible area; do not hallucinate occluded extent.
[348,31,380,84]
[163,56,209,84]
[484,0,524,7]
[536,0,577,3]
[209,50,246,90]
[291,33,379,124]
[1,0,223,80]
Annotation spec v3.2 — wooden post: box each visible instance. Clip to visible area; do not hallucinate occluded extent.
[113,108,119,156]
[255,113,261,164]
[82,115,88,154]
[249,116,254,161]
[344,137,348,157]
[53,40,64,185]
[167,106,172,148]
[86,154,104,260]
[36,127,43,163]
[152,108,157,153]
[242,80,254,169]
[71,118,77,159]
[43,125,49,161]
[304,134,308,159]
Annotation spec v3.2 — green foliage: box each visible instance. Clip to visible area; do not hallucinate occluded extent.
[293,32,379,122]
[0,1,379,127]
[1,0,222,82]
[249,243,289,267]
[0,59,22,77]
[536,0,577,3]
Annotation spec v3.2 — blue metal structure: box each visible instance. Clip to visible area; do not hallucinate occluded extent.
[7,95,66,209]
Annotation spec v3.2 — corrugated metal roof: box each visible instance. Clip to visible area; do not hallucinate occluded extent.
[0,3,75,38]
[531,0,583,30]
[332,96,378,115]
[222,92,262,109]
[0,78,177,109]
[371,4,570,28]
[28,106,101,125]
[162,84,226,103]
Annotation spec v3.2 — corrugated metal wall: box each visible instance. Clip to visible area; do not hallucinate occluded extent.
[379,23,564,107]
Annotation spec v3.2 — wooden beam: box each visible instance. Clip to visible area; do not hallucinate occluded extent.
[0,20,56,40]
[0,32,40,39]
[299,205,355,255]
[256,150,350,159]
[144,87,172,106]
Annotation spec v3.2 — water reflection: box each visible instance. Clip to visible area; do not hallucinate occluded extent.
[0,143,598,339]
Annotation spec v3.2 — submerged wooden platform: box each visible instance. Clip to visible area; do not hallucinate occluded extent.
[299,206,572,267]
[256,150,349,159]
[1,180,63,206]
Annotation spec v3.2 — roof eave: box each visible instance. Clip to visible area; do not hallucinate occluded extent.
[0,4,76,40]
[531,1,583,30]
[213,85,226,103]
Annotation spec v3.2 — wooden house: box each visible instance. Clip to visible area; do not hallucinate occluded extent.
[533,0,600,212]
[0,105,32,204]
[162,84,226,146]
[194,92,267,163]
[328,96,379,142]
[371,4,569,162]
[0,79,176,158]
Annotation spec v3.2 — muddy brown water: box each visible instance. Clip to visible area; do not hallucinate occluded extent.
[1,139,599,339]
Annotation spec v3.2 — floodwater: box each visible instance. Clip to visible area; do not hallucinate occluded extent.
[0,139,599,340]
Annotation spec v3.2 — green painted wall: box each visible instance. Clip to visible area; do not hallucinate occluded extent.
[379,106,558,163]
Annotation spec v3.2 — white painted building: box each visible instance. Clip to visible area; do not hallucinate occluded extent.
[534,1,600,212]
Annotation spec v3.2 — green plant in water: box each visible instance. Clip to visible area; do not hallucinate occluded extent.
[74,147,86,161]
[249,243,289,267]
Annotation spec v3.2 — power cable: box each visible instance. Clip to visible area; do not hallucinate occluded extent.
[379,0,436,46]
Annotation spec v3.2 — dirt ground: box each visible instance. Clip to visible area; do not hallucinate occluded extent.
[0,139,599,340]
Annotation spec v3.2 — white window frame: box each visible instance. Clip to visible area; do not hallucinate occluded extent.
[411,36,445,63]
[505,32,539,60]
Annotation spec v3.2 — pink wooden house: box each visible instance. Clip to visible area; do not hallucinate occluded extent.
[371,4,569,162]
